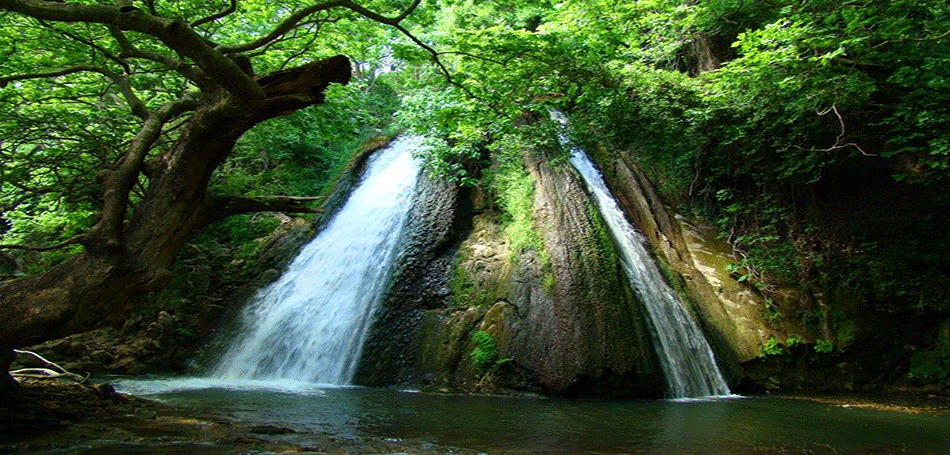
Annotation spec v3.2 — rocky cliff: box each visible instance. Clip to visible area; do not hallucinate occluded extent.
[598,153,795,376]
[357,153,662,397]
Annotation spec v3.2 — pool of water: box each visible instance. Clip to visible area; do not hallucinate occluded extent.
[114,378,950,454]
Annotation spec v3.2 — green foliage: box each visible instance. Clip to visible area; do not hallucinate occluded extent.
[0,0,408,276]
[398,85,487,186]
[4,0,949,362]
[546,0,950,315]
[393,0,950,321]
[0,201,91,273]
[835,316,858,348]
[762,299,783,326]
[907,322,950,384]
[760,337,784,356]
[814,339,836,354]
[488,126,556,288]
[470,330,499,373]
[908,349,950,384]
[785,335,805,347]
[494,159,539,256]
[217,79,401,200]
[448,263,474,308]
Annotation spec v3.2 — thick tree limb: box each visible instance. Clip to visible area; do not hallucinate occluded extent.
[109,26,208,86]
[88,95,199,244]
[0,0,264,106]
[251,54,351,122]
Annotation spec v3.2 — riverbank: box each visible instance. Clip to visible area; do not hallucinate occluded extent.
[0,379,479,454]
[783,392,950,416]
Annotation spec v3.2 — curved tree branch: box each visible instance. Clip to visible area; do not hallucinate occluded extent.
[216,0,422,54]
[216,0,347,54]
[0,235,85,252]
[332,1,484,102]
[0,65,149,119]
[191,0,237,28]
[0,66,86,86]
[40,21,132,74]
[339,0,419,25]
[11,349,88,383]
[437,51,507,66]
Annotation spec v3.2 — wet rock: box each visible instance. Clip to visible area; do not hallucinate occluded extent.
[248,424,296,435]
[354,176,470,386]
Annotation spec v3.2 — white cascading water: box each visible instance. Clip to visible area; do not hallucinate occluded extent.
[212,136,422,385]
[552,112,730,398]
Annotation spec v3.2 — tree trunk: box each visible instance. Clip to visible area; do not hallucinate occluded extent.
[0,55,350,398]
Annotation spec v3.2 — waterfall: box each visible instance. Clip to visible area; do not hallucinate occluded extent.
[552,112,730,398]
[212,136,422,385]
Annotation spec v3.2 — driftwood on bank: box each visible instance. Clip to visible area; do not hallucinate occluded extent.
[10,350,89,384]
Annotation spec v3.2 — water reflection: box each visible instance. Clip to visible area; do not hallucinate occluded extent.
[115,378,950,454]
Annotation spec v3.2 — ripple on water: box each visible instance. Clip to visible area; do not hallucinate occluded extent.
[112,376,356,397]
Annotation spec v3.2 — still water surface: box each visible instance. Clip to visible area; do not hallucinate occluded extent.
[115,378,950,454]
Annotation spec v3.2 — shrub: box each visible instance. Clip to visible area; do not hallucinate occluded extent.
[470,330,499,373]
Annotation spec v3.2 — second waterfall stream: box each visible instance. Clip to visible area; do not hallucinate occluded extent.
[212,136,422,385]
[552,112,731,398]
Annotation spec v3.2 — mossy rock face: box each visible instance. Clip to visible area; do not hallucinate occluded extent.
[478,301,516,357]
[367,152,665,397]
[676,217,795,362]
[592,153,803,384]
[449,215,513,310]
[353,176,471,386]
[414,212,516,392]
[504,157,661,396]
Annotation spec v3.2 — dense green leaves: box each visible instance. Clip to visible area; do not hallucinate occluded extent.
[217,79,401,198]
[398,0,950,315]
[0,0,411,275]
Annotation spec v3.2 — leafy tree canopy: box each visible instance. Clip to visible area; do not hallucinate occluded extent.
[395,0,950,313]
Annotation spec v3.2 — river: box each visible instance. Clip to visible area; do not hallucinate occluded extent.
[114,378,950,454]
